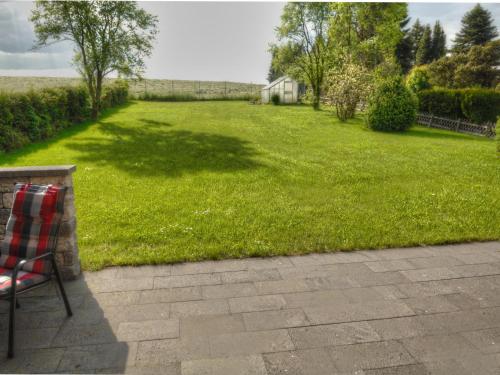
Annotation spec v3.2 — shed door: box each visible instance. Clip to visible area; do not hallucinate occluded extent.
[283,80,294,103]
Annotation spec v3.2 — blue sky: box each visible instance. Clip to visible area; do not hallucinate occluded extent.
[0,2,498,83]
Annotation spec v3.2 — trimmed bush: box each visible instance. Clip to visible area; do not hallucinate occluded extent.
[102,80,129,110]
[461,89,500,124]
[406,66,431,94]
[366,77,417,132]
[417,88,463,119]
[417,88,500,124]
[271,93,280,105]
[0,82,127,153]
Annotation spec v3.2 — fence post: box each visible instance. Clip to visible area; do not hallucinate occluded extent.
[171,80,174,95]
[199,81,201,99]
[428,114,433,127]
[456,119,461,132]
[224,81,227,98]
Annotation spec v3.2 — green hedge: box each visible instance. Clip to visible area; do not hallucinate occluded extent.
[417,88,500,124]
[0,82,128,153]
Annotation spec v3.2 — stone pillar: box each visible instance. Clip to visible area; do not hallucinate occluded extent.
[0,165,80,280]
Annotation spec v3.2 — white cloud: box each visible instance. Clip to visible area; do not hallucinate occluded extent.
[0,50,73,70]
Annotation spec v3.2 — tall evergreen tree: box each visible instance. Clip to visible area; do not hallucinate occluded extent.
[409,19,425,63]
[415,25,433,65]
[452,4,498,53]
[396,17,413,73]
[431,21,447,60]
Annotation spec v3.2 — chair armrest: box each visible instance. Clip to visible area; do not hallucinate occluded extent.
[12,253,54,279]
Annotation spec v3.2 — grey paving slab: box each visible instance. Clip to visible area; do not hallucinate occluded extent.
[136,337,210,364]
[400,267,460,282]
[363,364,429,375]
[364,259,416,273]
[400,333,480,362]
[116,319,179,341]
[254,279,312,295]
[305,275,360,290]
[84,291,142,308]
[171,259,248,275]
[407,255,464,269]
[0,327,58,350]
[229,295,287,313]
[289,321,380,349]
[414,307,500,336]
[263,348,339,375]
[460,327,500,354]
[88,277,154,293]
[180,314,246,337]
[139,286,202,304]
[403,295,461,315]
[202,282,257,299]
[220,268,282,283]
[304,299,415,324]
[368,316,428,340]
[57,342,137,372]
[182,355,267,375]
[154,273,221,289]
[170,299,229,318]
[242,308,309,331]
[104,302,170,323]
[209,330,294,357]
[327,340,416,372]
[1,241,499,374]
[0,348,65,373]
[283,290,348,308]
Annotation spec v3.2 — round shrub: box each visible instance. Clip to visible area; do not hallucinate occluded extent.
[366,77,417,132]
[406,66,431,94]
[271,93,280,105]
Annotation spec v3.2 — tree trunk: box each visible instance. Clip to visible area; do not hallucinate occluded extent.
[90,75,103,120]
[312,84,321,110]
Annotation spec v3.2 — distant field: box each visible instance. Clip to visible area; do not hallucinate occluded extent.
[0,76,264,98]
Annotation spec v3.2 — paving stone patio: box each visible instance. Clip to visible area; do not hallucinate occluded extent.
[1,241,500,374]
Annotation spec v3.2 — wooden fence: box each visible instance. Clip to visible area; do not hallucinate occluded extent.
[417,113,496,138]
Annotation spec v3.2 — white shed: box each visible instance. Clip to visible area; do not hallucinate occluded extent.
[261,76,300,104]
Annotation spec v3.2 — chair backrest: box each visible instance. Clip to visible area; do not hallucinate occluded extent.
[0,183,66,274]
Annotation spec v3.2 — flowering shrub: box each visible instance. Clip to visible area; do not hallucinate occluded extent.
[325,62,372,121]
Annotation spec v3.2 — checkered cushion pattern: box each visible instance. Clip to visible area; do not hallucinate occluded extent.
[0,266,49,295]
[0,183,66,275]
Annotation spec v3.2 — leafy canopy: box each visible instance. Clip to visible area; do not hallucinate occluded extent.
[31,1,158,117]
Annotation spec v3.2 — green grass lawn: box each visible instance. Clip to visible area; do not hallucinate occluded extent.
[1,101,499,270]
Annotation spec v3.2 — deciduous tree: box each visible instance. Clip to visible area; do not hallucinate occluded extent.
[31,1,158,119]
[275,2,333,110]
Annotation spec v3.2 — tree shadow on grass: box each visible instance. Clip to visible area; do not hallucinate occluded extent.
[0,102,137,166]
[65,119,262,177]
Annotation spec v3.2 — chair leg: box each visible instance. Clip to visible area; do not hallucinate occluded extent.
[8,292,16,358]
[52,260,72,317]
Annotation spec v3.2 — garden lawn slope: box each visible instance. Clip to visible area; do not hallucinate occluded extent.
[1,101,498,270]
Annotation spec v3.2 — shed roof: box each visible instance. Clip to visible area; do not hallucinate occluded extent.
[262,76,293,90]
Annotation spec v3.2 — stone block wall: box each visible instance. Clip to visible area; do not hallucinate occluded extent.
[0,165,80,280]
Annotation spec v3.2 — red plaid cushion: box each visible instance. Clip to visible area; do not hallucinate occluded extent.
[0,266,49,295]
[0,183,66,275]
